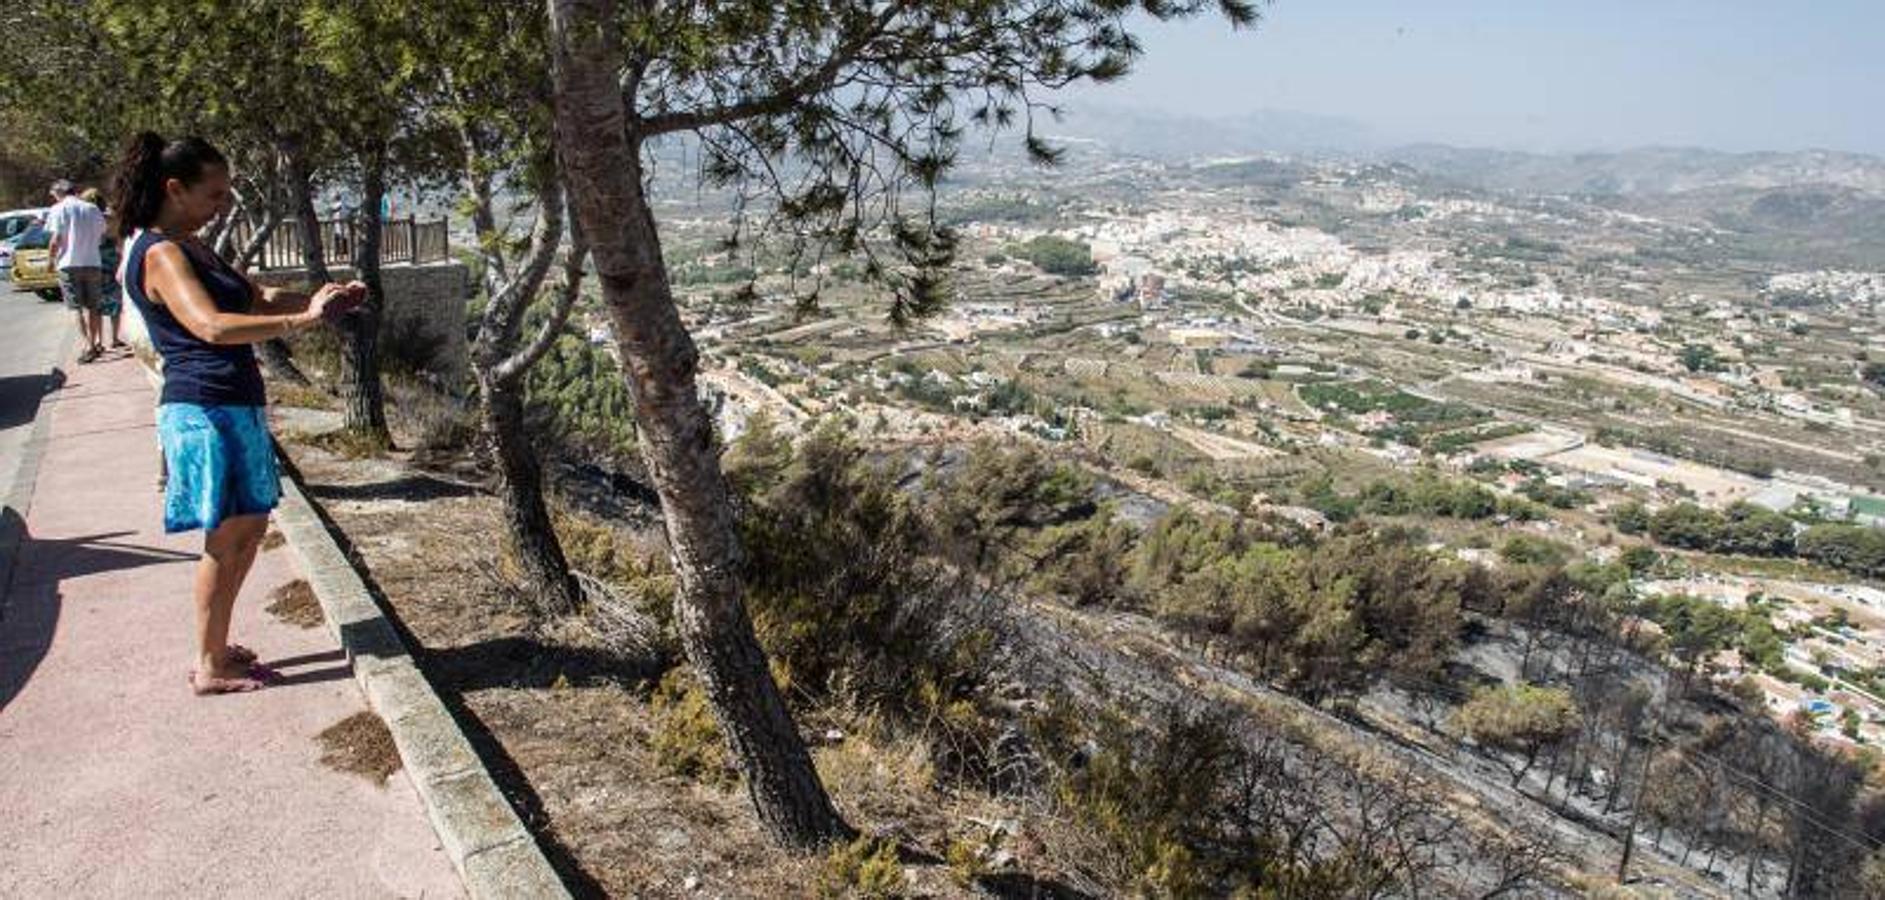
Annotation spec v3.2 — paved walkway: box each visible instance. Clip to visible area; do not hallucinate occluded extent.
[0,351,462,898]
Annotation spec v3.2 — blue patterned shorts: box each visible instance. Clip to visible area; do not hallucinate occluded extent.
[156,403,280,534]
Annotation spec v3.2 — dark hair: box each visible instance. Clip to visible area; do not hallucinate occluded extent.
[109,132,227,238]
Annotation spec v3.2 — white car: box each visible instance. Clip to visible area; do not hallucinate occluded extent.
[0,207,48,275]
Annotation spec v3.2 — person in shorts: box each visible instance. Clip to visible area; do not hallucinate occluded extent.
[112,132,365,695]
[80,188,128,352]
[44,178,110,362]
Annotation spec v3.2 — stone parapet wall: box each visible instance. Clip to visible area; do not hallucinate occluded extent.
[252,262,471,384]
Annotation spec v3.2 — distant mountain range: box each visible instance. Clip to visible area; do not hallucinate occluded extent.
[1045,103,1885,198]
[1045,104,1387,159]
[1389,144,1885,198]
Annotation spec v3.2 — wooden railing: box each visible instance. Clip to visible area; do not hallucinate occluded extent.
[230,216,450,271]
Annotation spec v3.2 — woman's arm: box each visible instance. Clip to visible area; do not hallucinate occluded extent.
[247,276,366,316]
[145,243,349,345]
[251,283,313,315]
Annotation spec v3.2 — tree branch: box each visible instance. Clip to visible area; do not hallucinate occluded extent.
[233,208,286,275]
[633,0,916,136]
[475,180,565,354]
[207,192,244,258]
[495,214,589,385]
[459,119,511,298]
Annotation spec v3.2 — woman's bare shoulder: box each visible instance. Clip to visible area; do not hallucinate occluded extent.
[143,239,187,266]
[140,240,199,306]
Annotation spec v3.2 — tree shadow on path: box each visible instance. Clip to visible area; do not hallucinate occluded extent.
[0,511,200,712]
[0,369,64,434]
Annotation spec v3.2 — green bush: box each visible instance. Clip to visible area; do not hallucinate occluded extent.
[526,334,638,460]
[1646,501,1794,556]
[1799,523,1885,578]
[1451,683,1581,785]
[1033,507,1138,608]
[648,668,734,786]
[1620,544,1660,574]
[1129,515,1461,701]
[1519,478,1592,510]
[817,836,907,899]
[1610,501,1650,534]
[1500,535,1569,566]
[1009,234,1097,276]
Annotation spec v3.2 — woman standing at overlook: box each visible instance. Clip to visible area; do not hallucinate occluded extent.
[113,132,365,695]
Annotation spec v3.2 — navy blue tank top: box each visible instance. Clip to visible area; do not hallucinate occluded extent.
[124,229,266,406]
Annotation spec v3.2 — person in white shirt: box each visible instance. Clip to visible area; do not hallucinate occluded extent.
[45,179,111,363]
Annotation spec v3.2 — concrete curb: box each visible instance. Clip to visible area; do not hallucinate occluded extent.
[271,461,571,899]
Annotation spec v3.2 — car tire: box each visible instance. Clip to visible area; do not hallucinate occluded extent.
[36,289,61,303]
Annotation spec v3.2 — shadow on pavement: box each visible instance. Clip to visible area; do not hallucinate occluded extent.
[264,648,354,689]
[0,369,64,434]
[269,664,355,689]
[264,648,346,669]
[0,506,52,713]
[14,529,198,581]
[0,514,199,712]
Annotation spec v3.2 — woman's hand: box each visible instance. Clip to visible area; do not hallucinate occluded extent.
[307,281,368,323]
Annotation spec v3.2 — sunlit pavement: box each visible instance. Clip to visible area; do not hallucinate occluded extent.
[0,328,462,897]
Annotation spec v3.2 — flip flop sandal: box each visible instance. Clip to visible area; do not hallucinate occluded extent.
[189,670,268,696]
[181,657,275,683]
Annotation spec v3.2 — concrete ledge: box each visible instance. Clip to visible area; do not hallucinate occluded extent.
[272,467,570,899]
[414,769,531,862]
[463,836,573,897]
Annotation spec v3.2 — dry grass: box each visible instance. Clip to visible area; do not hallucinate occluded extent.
[813,726,941,829]
[316,711,402,784]
[264,579,324,629]
[307,427,393,459]
[270,381,339,411]
[383,373,477,454]
[277,440,1076,898]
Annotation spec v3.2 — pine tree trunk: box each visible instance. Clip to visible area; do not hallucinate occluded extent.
[547,0,849,850]
[1745,802,1767,891]
[281,137,332,284]
[467,178,578,618]
[1513,745,1538,788]
[1543,744,1563,797]
[256,339,309,386]
[1603,742,1630,814]
[460,124,507,300]
[206,202,240,260]
[480,369,581,615]
[1784,829,1805,898]
[262,141,321,390]
[234,208,286,275]
[340,148,390,442]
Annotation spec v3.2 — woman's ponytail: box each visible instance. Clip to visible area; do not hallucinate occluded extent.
[108,132,228,239]
[110,132,166,239]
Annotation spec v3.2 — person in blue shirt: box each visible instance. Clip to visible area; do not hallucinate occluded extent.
[112,132,365,695]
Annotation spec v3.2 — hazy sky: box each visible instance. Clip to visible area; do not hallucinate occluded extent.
[1068,0,1883,154]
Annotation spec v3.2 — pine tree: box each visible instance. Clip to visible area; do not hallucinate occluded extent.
[543,0,1259,849]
